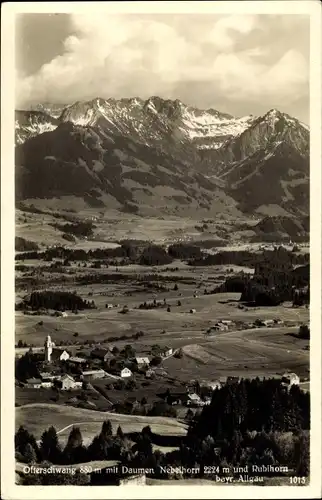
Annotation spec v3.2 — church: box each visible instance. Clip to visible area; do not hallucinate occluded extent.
[44,335,70,362]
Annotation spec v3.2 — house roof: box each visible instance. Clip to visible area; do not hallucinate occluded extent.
[91,348,113,358]
[26,378,42,384]
[121,367,132,373]
[69,356,87,363]
[169,390,187,397]
[82,369,106,376]
[282,372,299,379]
[188,393,201,401]
[51,348,69,359]
[61,374,75,382]
[135,357,150,364]
[39,372,53,378]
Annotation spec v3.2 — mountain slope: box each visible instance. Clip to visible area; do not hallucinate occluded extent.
[15,121,241,217]
[15,110,59,145]
[205,109,309,215]
[15,98,309,217]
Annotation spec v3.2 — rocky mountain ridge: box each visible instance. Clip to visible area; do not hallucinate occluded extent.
[15,96,310,217]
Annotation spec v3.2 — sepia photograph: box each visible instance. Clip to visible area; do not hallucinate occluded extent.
[1,1,321,498]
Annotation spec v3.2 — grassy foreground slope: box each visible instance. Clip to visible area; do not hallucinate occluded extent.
[16,403,188,444]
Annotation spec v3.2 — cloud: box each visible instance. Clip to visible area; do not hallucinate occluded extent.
[16,13,309,117]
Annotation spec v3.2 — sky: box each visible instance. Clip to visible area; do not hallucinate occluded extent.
[15,13,310,123]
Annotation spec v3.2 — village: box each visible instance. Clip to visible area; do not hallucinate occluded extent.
[16,318,304,420]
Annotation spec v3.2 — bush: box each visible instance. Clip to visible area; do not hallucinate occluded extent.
[150,356,162,366]
[298,324,310,339]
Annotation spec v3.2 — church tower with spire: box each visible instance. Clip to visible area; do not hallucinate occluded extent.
[44,335,55,362]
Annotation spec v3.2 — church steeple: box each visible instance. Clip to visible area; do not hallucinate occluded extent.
[44,335,54,362]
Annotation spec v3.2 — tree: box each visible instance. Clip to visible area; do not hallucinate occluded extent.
[294,432,310,476]
[15,426,37,455]
[298,324,310,339]
[185,409,194,422]
[117,426,125,440]
[23,443,37,464]
[126,379,137,391]
[141,397,147,406]
[40,426,61,464]
[150,356,162,367]
[63,427,86,464]
[101,420,113,438]
[174,348,183,359]
[174,283,179,291]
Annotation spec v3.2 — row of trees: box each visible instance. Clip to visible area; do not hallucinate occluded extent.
[51,221,95,238]
[16,290,95,312]
[190,247,309,268]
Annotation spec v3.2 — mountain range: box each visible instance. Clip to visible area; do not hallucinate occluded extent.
[15,96,310,218]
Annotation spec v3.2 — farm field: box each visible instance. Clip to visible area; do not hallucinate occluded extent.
[16,259,309,383]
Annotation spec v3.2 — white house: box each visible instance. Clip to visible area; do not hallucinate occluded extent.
[190,309,196,314]
[61,374,78,390]
[216,323,229,331]
[41,381,53,389]
[160,348,173,358]
[25,378,42,389]
[135,357,150,367]
[205,380,222,391]
[282,373,300,387]
[220,320,234,326]
[120,368,132,378]
[145,369,155,379]
[187,393,203,406]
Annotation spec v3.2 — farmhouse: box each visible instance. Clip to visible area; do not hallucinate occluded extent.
[205,380,222,391]
[39,372,56,382]
[91,348,113,362]
[220,320,234,326]
[282,373,300,387]
[214,322,229,331]
[135,356,150,368]
[41,381,53,388]
[187,393,203,407]
[263,319,275,327]
[120,368,132,378]
[68,356,87,365]
[167,391,188,406]
[160,348,173,358]
[25,378,42,389]
[189,309,196,314]
[106,304,114,309]
[81,369,107,380]
[61,374,81,390]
